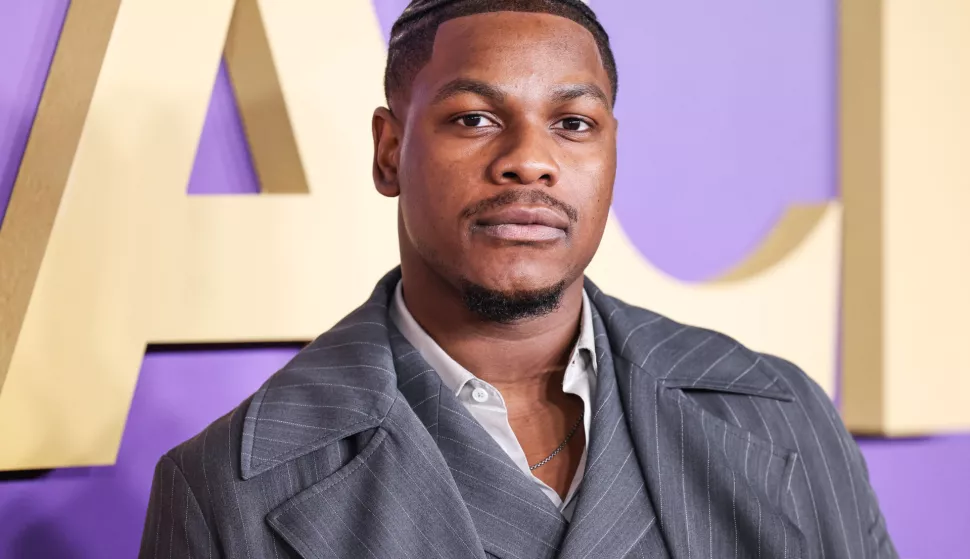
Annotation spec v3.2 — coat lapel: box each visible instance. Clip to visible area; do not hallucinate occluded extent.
[585,280,809,559]
[557,306,665,559]
[255,270,485,559]
[265,411,486,559]
[391,326,569,559]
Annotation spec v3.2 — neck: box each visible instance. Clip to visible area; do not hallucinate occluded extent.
[398,264,584,393]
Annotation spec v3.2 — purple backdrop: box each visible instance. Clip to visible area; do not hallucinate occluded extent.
[1,0,968,556]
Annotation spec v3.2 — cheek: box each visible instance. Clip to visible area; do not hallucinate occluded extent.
[402,149,482,225]
[572,159,615,223]
[399,164,466,248]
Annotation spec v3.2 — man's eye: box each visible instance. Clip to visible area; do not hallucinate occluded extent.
[456,114,493,128]
[555,118,591,132]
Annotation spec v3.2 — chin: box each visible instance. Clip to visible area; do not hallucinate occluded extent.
[456,268,568,323]
[467,257,552,291]
[462,258,567,295]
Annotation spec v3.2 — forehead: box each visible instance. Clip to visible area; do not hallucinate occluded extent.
[413,11,609,101]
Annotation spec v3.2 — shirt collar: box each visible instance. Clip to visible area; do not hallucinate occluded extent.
[574,288,598,375]
[389,280,477,396]
[389,280,598,397]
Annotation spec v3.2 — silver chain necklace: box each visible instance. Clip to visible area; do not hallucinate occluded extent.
[529,411,585,471]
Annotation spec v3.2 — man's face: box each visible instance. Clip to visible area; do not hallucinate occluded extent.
[377,11,617,303]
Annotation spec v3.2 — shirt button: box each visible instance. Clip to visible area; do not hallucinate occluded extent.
[471,387,489,403]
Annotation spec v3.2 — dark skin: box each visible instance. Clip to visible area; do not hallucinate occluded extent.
[372,12,617,498]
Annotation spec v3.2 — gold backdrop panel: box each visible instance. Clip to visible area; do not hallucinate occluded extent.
[841,0,970,435]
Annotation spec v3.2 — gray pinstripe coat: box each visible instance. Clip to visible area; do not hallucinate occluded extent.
[140,269,898,558]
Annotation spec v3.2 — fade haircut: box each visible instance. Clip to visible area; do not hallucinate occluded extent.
[384,0,618,107]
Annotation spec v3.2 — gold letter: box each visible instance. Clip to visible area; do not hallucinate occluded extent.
[841,0,970,436]
[0,0,395,470]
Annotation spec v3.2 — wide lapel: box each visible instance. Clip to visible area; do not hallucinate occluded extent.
[257,269,485,559]
[390,325,569,559]
[558,304,666,559]
[586,280,809,559]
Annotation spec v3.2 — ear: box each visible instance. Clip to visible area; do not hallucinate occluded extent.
[372,107,402,198]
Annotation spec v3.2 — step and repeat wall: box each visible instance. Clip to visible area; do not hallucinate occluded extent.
[1,0,968,557]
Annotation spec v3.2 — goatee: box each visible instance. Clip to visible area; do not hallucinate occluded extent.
[459,278,567,323]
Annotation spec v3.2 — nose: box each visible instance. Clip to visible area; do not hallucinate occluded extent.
[487,123,560,187]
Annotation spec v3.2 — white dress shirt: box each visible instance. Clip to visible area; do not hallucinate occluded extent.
[389,280,598,521]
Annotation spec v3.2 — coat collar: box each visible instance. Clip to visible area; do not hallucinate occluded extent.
[239,269,402,480]
[244,269,805,558]
[241,270,795,479]
[582,279,794,402]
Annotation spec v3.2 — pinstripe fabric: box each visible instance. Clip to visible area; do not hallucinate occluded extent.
[139,269,898,558]
[391,327,569,559]
[556,305,664,558]
[586,285,899,559]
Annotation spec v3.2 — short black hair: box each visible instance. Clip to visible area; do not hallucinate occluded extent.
[384,0,618,106]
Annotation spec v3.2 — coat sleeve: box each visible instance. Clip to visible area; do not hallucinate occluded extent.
[816,382,899,558]
[765,354,900,558]
[139,455,220,559]
[850,439,899,558]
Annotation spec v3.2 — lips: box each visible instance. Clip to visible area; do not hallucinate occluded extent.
[475,206,570,230]
[473,206,570,242]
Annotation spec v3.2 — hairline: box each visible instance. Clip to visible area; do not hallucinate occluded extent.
[385,4,618,109]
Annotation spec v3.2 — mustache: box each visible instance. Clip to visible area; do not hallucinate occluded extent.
[460,190,579,224]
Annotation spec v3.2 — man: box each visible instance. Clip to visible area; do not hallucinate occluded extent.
[140,0,897,557]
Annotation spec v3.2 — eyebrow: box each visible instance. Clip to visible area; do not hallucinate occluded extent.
[550,83,611,109]
[430,78,612,110]
[431,78,506,106]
